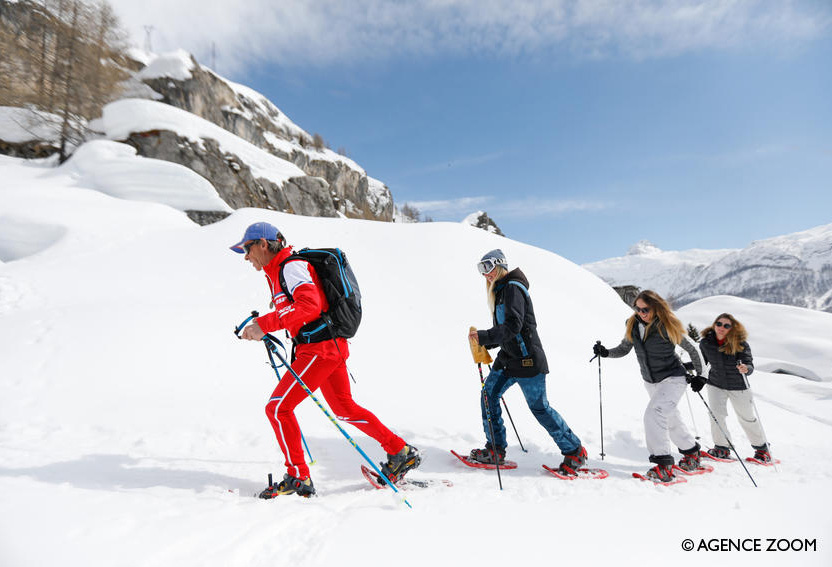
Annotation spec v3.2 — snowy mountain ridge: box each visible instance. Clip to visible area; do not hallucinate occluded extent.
[584,223,832,312]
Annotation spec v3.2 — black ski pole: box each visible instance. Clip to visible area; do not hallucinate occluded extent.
[484,364,526,453]
[589,341,605,461]
[738,361,776,471]
[696,390,757,487]
[478,362,503,490]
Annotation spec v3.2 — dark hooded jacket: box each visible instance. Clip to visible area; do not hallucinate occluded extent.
[699,330,754,390]
[476,268,548,377]
[607,318,703,384]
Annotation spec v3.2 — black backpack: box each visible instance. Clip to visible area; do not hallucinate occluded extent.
[278,248,362,344]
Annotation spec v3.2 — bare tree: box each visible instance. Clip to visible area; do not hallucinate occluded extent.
[400,203,421,222]
[0,0,129,160]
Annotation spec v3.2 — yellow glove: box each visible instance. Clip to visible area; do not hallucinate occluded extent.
[468,326,493,364]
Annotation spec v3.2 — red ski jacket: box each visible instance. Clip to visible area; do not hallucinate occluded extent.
[255,246,349,360]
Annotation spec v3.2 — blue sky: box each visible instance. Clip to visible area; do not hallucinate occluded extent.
[112,1,832,264]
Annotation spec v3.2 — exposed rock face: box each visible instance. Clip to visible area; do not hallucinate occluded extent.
[464,210,504,236]
[136,57,393,221]
[0,139,58,159]
[125,130,337,217]
[613,285,641,306]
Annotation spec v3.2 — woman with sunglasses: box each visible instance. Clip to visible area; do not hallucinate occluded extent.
[467,249,588,475]
[698,313,770,462]
[592,290,705,483]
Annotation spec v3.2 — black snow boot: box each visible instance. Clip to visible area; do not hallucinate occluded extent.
[259,474,316,499]
[558,446,588,475]
[380,444,421,483]
[645,464,676,483]
[469,442,506,465]
[707,445,731,459]
[752,444,772,463]
[677,443,702,472]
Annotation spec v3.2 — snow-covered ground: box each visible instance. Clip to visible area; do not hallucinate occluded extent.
[1,152,831,567]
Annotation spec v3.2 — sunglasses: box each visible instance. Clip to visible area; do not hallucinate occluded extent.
[243,239,260,254]
[633,306,651,314]
[715,321,732,329]
[477,258,504,275]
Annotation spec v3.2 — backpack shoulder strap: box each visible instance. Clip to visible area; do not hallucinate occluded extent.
[507,280,530,297]
[277,253,306,300]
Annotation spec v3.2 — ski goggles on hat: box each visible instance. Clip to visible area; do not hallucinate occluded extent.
[477,258,504,274]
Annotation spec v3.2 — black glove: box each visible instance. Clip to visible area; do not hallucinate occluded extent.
[593,343,609,357]
[687,374,707,393]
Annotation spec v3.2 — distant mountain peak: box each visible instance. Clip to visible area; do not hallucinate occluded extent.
[627,239,661,256]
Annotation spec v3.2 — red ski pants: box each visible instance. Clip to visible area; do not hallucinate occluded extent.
[265,351,405,479]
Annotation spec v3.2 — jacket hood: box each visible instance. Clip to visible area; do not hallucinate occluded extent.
[500,267,530,290]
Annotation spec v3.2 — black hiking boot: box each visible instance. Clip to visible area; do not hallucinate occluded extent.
[469,443,506,465]
[645,464,675,483]
[677,442,701,472]
[558,446,588,475]
[677,451,702,472]
[258,474,316,499]
[707,445,731,459]
[752,444,772,463]
[380,444,421,483]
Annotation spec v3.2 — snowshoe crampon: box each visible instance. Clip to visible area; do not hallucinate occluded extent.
[542,464,608,480]
[672,463,714,476]
[700,449,736,463]
[361,465,452,490]
[450,449,518,470]
[632,472,687,485]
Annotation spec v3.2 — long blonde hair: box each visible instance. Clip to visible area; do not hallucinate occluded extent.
[625,290,685,344]
[702,313,748,355]
[486,265,509,315]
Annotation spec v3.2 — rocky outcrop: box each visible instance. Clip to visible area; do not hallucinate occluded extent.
[464,211,505,236]
[125,129,337,217]
[135,56,393,221]
[613,285,640,306]
[0,139,58,159]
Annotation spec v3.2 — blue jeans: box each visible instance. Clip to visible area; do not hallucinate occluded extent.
[481,368,581,454]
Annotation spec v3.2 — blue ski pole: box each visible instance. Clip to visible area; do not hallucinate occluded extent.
[236,312,315,464]
[261,332,412,508]
[236,313,412,507]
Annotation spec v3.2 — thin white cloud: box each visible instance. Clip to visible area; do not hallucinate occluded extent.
[493,198,613,218]
[404,195,612,220]
[108,0,832,75]
[406,196,493,217]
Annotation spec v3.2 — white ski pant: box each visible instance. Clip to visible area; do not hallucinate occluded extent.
[707,385,767,448]
[643,376,696,457]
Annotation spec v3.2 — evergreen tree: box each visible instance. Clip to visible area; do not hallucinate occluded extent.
[687,322,700,343]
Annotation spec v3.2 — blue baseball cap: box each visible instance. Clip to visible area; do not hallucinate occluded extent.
[230,222,282,253]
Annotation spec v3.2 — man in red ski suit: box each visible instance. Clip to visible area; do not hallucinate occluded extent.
[231,222,420,498]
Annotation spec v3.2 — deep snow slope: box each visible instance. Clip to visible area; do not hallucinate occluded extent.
[1,154,831,567]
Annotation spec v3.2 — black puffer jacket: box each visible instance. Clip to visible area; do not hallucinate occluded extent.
[477,268,548,378]
[699,330,754,390]
[607,318,703,384]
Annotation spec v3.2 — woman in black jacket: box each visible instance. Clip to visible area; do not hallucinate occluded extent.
[699,313,770,462]
[593,290,705,482]
[468,249,587,475]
